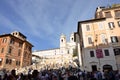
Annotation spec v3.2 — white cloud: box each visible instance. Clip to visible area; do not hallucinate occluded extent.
[6,0,75,38]
[0,14,21,31]
[1,0,120,50]
[0,0,76,49]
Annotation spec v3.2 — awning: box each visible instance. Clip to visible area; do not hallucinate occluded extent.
[103,64,112,70]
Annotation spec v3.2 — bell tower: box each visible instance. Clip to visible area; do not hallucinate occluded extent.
[60,33,67,48]
[70,33,75,43]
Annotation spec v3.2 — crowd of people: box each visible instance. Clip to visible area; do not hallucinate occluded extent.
[0,67,120,80]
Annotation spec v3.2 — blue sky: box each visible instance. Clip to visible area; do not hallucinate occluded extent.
[0,0,119,51]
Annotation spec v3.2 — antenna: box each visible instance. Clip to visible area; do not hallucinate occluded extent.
[106,0,111,8]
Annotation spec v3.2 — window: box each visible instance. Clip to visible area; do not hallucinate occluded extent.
[19,42,23,47]
[6,59,9,64]
[86,25,90,31]
[8,47,12,54]
[2,38,7,43]
[9,59,12,64]
[0,59,2,66]
[108,22,115,29]
[115,10,120,18]
[61,39,63,42]
[18,50,21,56]
[1,48,4,53]
[24,52,27,57]
[90,51,94,57]
[16,61,20,66]
[71,38,73,41]
[28,54,30,58]
[104,49,109,56]
[101,34,106,44]
[111,36,118,43]
[114,48,120,55]
[118,21,120,27]
[68,50,69,54]
[98,22,104,30]
[105,12,112,18]
[10,38,15,44]
[88,37,92,44]
[6,59,12,64]
[16,32,17,35]
[19,61,20,65]
[28,47,31,51]
[16,61,18,65]
[25,45,28,50]
[96,12,103,18]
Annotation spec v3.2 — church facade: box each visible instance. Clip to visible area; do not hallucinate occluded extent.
[32,33,79,69]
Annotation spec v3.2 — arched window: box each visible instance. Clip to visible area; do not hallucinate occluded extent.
[61,39,63,42]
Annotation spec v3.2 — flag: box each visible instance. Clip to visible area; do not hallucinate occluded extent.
[96,49,103,58]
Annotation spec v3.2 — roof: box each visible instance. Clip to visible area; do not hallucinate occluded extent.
[77,18,106,33]
[102,6,120,11]
[33,48,60,52]
[11,31,27,39]
[95,5,120,12]
[0,33,33,47]
[78,18,106,23]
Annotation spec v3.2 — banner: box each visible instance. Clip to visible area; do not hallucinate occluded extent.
[96,49,103,58]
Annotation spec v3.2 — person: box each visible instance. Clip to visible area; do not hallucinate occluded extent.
[103,70,110,80]
[96,70,102,80]
[90,71,97,80]
[115,70,119,80]
[52,75,58,80]
[108,69,115,80]
[0,75,2,80]
[17,73,24,80]
[3,73,8,80]
[101,70,105,80]
[8,69,17,80]
[68,72,78,80]
[32,70,40,80]
[77,70,82,80]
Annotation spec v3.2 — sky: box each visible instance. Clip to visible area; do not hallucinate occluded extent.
[0,0,120,51]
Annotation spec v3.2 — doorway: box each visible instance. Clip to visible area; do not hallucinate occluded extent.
[91,65,97,71]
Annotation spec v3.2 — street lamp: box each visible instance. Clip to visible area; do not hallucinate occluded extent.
[95,34,103,71]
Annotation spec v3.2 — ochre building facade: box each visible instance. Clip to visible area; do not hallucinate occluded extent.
[77,5,120,71]
[0,31,33,70]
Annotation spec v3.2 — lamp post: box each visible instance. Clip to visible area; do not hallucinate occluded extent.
[95,34,103,71]
[96,49,101,70]
[35,60,37,69]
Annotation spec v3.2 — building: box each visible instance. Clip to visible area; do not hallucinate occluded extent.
[32,33,78,69]
[77,4,120,72]
[0,31,33,70]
